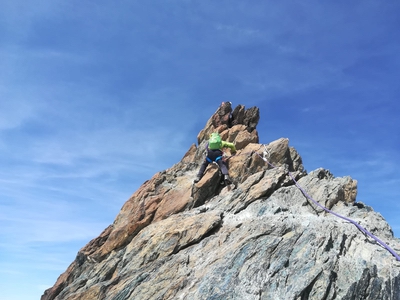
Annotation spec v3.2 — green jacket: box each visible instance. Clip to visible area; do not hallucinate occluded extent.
[220,141,236,152]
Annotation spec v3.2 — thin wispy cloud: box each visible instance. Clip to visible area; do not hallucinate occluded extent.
[1,1,399,299]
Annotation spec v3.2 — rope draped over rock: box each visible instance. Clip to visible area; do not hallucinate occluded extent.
[251,146,400,262]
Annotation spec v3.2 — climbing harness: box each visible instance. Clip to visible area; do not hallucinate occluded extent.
[254,144,400,261]
[206,156,222,163]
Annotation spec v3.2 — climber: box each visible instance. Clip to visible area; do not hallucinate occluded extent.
[194,132,236,184]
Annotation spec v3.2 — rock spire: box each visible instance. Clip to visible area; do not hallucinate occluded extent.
[42,103,400,300]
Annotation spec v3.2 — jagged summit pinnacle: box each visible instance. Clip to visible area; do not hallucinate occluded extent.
[196,102,260,147]
[42,103,400,300]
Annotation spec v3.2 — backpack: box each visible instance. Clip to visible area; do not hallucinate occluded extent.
[208,133,222,150]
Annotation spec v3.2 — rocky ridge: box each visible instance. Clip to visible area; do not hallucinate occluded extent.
[42,102,400,300]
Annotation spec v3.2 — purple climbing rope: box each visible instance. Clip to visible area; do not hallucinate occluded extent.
[253,150,400,261]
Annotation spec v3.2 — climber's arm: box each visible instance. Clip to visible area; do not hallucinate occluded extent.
[221,141,236,153]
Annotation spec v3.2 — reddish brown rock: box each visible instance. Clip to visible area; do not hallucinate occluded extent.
[42,103,399,300]
[197,103,259,146]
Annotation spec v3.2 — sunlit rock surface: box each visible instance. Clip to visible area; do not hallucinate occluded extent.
[42,103,400,300]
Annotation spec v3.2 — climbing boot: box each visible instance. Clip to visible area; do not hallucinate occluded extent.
[224,174,232,184]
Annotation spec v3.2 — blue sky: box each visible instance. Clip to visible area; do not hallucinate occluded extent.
[1,1,399,299]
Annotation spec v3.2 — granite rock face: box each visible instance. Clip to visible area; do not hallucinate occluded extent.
[42,104,400,300]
